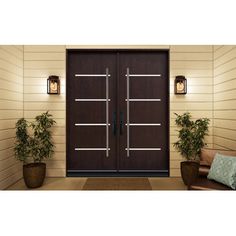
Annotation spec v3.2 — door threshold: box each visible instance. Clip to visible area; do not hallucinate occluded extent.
[67,171,169,177]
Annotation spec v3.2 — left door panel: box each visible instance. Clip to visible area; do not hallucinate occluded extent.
[66,51,117,172]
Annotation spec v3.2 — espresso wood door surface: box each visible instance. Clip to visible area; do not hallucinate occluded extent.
[66,50,169,176]
[118,51,169,173]
[66,51,117,172]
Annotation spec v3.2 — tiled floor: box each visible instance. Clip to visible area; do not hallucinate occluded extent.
[149,177,187,190]
[7,177,187,190]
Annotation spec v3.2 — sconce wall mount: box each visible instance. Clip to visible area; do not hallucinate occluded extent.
[47,75,60,94]
[174,75,187,94]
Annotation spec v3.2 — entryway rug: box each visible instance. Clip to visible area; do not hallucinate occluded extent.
[82,177,152,190]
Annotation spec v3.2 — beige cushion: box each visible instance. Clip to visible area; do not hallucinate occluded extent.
[200,148,236,166]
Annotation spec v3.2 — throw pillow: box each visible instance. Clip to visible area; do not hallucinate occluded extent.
[207,153,236,189]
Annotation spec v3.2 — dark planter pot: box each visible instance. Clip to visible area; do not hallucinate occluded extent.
[181,160,200,187]
[23,163,46,188]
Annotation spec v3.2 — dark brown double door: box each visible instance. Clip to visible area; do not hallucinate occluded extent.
[66,50,169,176]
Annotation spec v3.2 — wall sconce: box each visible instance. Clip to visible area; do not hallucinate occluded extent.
[174,75,187,94]
[47,75,60,94]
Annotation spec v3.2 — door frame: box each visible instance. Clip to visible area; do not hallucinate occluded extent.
[66,49,170,177]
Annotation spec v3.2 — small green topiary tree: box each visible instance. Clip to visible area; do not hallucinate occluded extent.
[14,118,31,163]
[14,111,56,164]
[173,112,210,161]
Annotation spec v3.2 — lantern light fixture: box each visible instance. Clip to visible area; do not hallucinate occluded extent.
[174,75,187,94]
[47,75,60,94]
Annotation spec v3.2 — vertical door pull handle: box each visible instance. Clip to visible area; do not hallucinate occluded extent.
[126,68,130,157]
[112,112,117,136]
[105,68,109,157]
[120,112,124,135]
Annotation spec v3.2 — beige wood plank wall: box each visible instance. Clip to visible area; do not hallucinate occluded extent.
[24,45,66,177]
[170,45,213,176]
[23,45,214,178]
[213,45,236,150]
[0,45,23,189]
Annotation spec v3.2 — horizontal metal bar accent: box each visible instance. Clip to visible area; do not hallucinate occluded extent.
[125,123,161,126]
[75,123,110,126]
[75,74,111,77]
[125,99,161,102]
[125,74,161,77]
[125,148,161,151]
[75,148,111,151]
[75,99,111,102]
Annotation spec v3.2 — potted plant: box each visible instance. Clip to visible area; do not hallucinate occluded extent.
[14,111,56,188]
[173,112,210,187]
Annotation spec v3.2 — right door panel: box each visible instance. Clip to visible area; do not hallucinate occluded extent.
[118,51,169,173]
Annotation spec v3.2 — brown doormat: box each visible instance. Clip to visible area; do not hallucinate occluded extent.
[82,177,152,190]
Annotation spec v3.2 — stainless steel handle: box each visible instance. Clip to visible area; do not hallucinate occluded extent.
[126,68,130,157]
[106,68,109,157]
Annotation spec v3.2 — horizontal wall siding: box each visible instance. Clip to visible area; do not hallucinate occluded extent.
[24,45,66,177]
[213,45,236,150]
[170,45,213,176]
[0,46,23,189]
